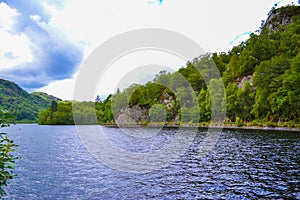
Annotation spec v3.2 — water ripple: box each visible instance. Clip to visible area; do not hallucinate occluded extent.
[3,125,300,199]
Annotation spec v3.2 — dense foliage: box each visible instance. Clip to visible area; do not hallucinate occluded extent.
[39,5,300,128]
[0,79,61,123]
[0,111,17,196]
[38,97,113,125]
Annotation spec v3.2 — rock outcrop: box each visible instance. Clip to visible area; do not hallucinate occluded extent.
[264,6,300,31]
[236,75,254,89]
[115,105,150,125]
[158,92,175,108]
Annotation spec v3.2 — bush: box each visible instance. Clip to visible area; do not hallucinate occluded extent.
[235,117,244,127]
[0,111,18,196]
[283,122,295,128]
[251,119,264,127]
[264,121,277,127]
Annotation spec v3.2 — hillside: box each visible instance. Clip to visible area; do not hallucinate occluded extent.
[39,5,300,128]
[0,79,61,122]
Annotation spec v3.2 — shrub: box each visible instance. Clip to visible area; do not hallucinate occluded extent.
[0,111,18,196]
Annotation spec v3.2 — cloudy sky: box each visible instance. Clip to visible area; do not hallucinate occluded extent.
[0,0,298,100]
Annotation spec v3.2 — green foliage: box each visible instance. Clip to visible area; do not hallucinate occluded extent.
[198,89,211,122]
[39,96,114,125]
[0,79,61,122]
[39,101,74,125]
[235,117,244,127]
[208,78,226,122]
[0,111,18,196]
[149,104,167,122]
[221,5,300,124]
[51,101,58,112]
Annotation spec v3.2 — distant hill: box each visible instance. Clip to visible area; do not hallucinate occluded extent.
[0,79,61,122]
[31,92,61,102]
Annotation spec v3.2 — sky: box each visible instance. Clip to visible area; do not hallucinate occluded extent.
[0,0,299,100]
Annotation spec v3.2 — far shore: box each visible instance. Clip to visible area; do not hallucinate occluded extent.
[102,123,300,132]
[13,122,300,132]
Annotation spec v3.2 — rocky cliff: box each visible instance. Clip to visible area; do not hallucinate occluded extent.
[264,5,300,31]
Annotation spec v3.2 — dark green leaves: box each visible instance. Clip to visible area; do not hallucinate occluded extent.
[0,110,18,196]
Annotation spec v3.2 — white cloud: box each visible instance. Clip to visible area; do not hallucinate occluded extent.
[38,77,76,101]
[30,15,48,30]
[0,2,33,70]
[0,2,18,31]
[0,32,33,69]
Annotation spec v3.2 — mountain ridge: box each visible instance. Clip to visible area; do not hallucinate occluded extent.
[0,78,61,122]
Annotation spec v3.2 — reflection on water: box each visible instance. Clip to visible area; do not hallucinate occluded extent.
[3,124,300,199]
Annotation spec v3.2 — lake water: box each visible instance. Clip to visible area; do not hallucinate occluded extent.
[3,124,300,199]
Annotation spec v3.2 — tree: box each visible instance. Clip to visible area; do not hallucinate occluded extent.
[208,78,226,122]
[198,89,211,122]
[280,52,300,121]
[253,56,290,120]
[238,82,255,120]
[149,104,167,122]
[227,54,241,78]
[51,101,58,112]
[225,82,239,121]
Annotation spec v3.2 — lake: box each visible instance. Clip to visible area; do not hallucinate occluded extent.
[3,124,300,199]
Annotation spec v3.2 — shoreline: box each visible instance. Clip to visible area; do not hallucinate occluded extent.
[102,123,300,132]
[21,123,300,132]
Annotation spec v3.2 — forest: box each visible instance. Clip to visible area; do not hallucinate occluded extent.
[0,79,61,123]
[39,5,300,128]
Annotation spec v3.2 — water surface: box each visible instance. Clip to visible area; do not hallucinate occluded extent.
[3,124,300,199]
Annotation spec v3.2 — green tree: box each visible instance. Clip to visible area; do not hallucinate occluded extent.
[51,101,58,112]
[280,52,300,121]
[238,82,255,120]
[227,54,241,78]
[253,56,290,120]
[208,78,226,122]
[149,104,167,122]
[198,89,211,122]
[225,82,239,121]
